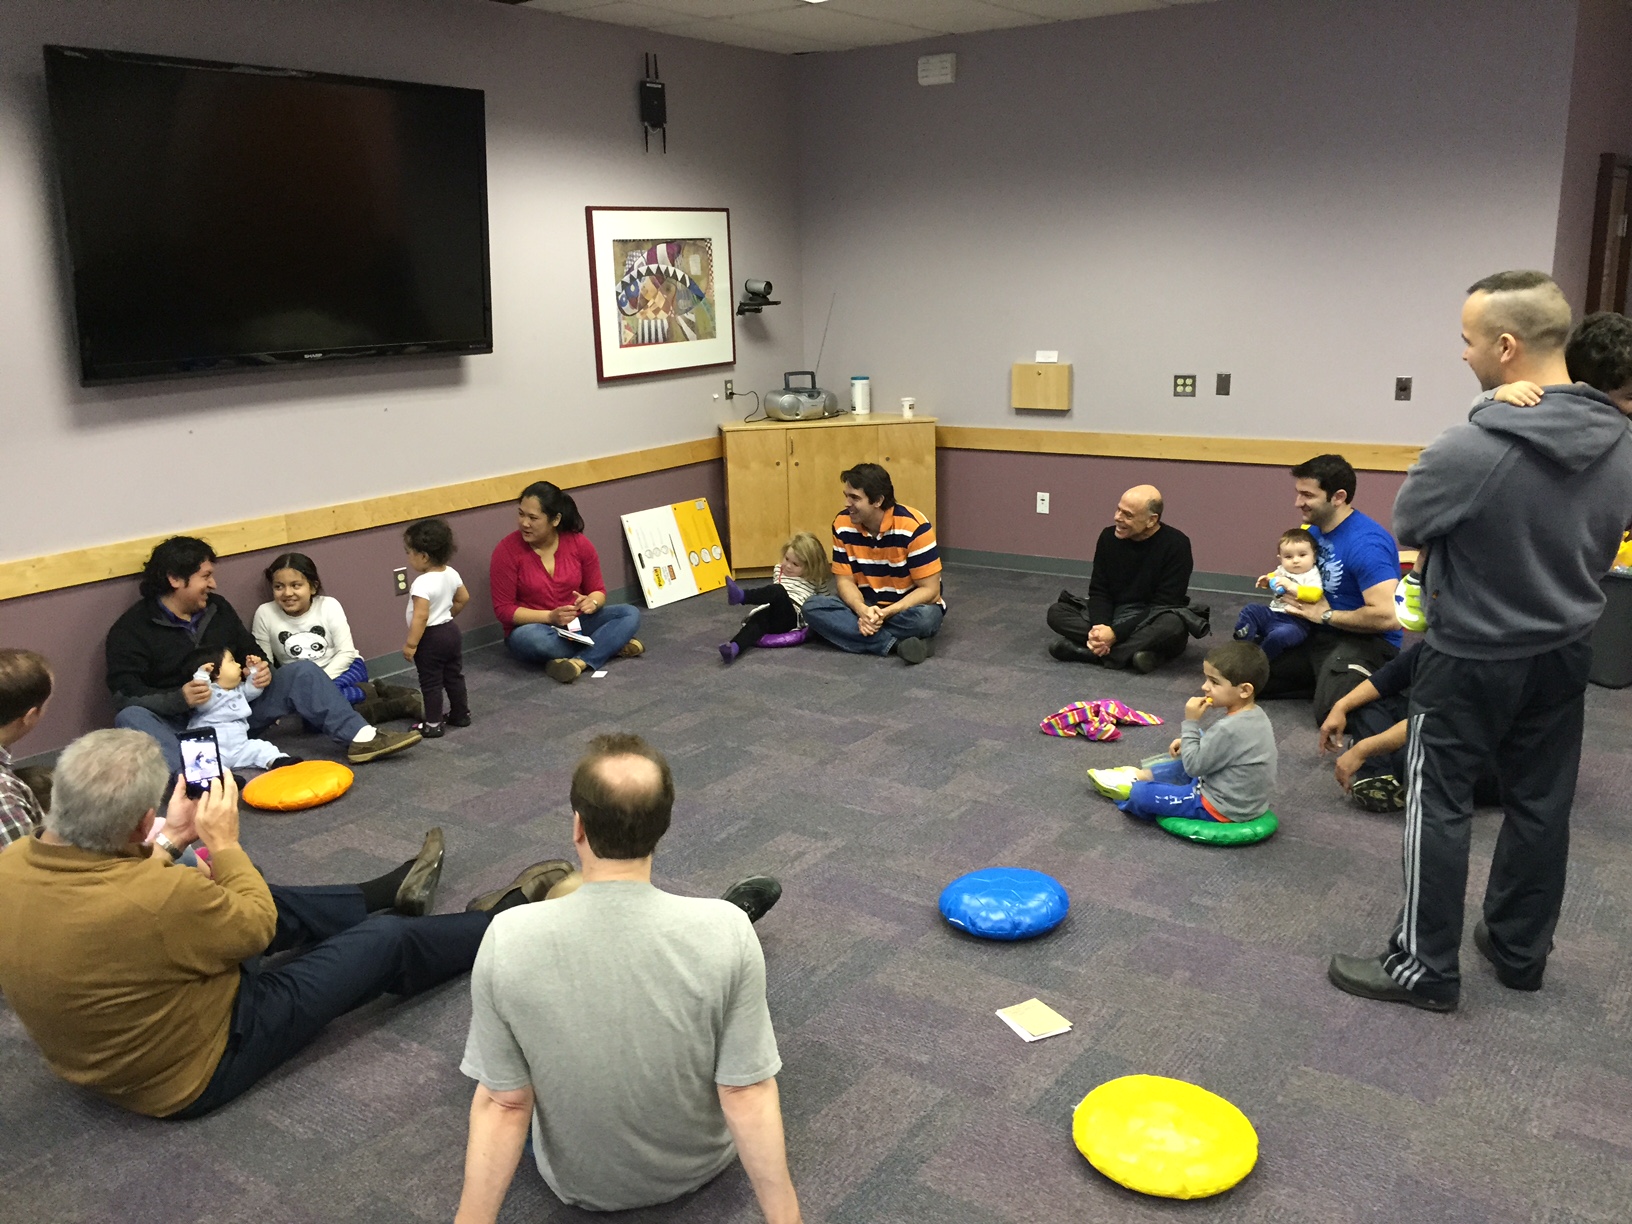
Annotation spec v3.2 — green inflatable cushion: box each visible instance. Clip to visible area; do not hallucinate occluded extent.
[1157,810,1278,846]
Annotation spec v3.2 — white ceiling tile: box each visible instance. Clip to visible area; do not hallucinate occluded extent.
[562,0,707,28]
[658,16,850,52]
[731,5,940,48]
[511,0,1220,50]
[630,0,778,19]
[825,0,1043,37]
[997,0,1166,19]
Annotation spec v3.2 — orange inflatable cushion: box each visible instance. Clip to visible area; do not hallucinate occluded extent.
[242,760,355,811]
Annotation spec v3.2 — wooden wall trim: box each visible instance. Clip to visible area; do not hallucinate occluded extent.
[0,437,723,601]
[1,426,1423,601]
[935,425,1422,472]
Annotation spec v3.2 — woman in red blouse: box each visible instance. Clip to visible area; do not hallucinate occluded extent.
[490,482,643,683]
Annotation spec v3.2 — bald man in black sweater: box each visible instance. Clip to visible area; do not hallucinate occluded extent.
[1047,485,1207,673]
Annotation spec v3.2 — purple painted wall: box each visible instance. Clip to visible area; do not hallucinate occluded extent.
[5,463,724,755]
[794,0,1577,445]
[936,449,1405,579]
[1552,0,1632,313]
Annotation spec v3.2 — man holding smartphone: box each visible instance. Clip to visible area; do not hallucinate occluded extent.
[107,536,419,774]
[0,729,568,1118]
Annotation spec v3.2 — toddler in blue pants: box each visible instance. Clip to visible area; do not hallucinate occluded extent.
[1089,642,1278,823]
[1233,528,1324,660]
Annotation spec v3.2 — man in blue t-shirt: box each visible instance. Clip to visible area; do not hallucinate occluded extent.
[1260,454,1402,722]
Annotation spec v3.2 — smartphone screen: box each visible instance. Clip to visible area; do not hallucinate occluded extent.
[179,729,223,798]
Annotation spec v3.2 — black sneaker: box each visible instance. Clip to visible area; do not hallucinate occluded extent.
[1351,775,1406,813]
[897,636,934,665]
[1472,921,1545,991]
[1129,650,1161,674]
[411,721,445,739]
[1049,639,1099,664]
[721,876,782,924]
[445,712,472,728]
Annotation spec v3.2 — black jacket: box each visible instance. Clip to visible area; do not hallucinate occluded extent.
[105,594,262,718]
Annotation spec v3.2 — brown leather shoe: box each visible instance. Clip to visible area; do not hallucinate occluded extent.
[465,859,576,912]
[394,829,445,917]
[347,727,422,764]
[546,658,588,684]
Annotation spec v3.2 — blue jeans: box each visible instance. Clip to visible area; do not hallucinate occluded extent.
[801,595,944,656]
[115,659,367,776]
[1233,602,1311,661]
[1118,757,1222,822]
[505,604,641,671]
[169,884,490,1118]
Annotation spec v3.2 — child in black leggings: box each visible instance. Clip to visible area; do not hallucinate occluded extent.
[403,518,470,737]
[720,532,828,663]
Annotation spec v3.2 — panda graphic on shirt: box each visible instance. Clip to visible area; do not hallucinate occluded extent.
[278,625,329,664]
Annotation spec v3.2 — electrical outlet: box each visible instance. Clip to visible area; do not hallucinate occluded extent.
[1036,491,1050,514]
[1216,372,1231,396]
[724,379,734,399]
[1173,374,1196,397]
[1395,377,1412,401]
[393,567,408,595]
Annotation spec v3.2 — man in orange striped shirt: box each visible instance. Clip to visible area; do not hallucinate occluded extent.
[801,463,944,664]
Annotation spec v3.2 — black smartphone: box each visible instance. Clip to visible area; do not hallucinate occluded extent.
[178,727,224,799]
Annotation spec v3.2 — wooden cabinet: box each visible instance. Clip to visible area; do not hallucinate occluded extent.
[720,413,937,572]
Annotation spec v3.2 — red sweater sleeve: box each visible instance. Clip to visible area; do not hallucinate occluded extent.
[573,533,607,596]
[489,533,522,629]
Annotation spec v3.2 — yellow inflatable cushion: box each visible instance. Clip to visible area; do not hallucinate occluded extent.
[242,760,355,811]
[1073,1074,1258,1199]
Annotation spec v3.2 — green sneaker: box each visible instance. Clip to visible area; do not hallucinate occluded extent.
[1087,767,1138,801]
[1394,572,1426,633]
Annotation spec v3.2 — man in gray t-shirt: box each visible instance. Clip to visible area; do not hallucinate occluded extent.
[454,733,800,1224]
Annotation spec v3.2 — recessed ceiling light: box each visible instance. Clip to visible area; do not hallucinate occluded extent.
[801,1,829,5]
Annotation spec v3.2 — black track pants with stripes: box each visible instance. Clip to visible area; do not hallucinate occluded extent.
[1383,639,1590,1000]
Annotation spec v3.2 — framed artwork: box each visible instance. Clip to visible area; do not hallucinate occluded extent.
[585,206,734,381]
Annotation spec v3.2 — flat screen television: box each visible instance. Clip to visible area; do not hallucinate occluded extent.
[44,46,492,384]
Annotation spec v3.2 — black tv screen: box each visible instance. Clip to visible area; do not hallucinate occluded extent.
[44,46,492,384]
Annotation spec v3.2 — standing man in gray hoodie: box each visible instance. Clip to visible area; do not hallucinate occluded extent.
[1328,270,1632,1012]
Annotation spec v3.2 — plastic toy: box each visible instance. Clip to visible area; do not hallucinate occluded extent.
[938,867,1069,941]
[1073,1074,1258,1199]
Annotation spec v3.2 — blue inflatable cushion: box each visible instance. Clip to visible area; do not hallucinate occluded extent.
[938,867,1070,941]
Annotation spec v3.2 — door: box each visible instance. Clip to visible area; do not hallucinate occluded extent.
[877,421,935,523]
[786,424,877,542]
[724,428,791,571]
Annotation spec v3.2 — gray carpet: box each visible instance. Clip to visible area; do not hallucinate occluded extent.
[4,564,1631,1223]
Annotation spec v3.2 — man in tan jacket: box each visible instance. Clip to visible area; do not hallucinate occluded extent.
[0,729,565,1118]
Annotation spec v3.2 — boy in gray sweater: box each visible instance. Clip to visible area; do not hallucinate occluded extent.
[1089,642,1277,822]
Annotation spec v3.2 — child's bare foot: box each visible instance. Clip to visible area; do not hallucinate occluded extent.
[1134,769,1154,782]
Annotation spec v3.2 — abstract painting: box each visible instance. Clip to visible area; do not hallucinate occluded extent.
[586,207,734,380]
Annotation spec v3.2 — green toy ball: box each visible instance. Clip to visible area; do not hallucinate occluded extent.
[1157,810,1278,846]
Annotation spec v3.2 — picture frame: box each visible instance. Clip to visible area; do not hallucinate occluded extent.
[585,206,735,381]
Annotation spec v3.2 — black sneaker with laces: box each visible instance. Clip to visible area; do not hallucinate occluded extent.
[721,876,782,924]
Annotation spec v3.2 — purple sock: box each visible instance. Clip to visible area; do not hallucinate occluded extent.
[726,576,745,606]
[719,642,740,662]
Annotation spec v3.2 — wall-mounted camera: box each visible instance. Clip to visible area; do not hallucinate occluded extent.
[736,279,780,316]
